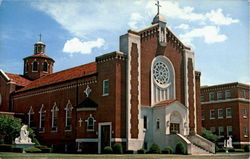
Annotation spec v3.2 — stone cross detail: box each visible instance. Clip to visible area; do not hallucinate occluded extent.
[155,0,161,15]
[84,85,91,97]
[79,118,83,127]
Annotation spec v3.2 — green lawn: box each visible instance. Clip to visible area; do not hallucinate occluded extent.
[0,152,249,159]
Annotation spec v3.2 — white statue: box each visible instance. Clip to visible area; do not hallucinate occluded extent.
[227,136,233,148]
[15,125,33,144]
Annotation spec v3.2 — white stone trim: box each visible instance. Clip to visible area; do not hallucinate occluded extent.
[98,122,112,154]
[102,79,109,96]
[51,102,59,131]
[64,100,73,131]
[0,69,10,81]
[111,138,127,142]
[77,108,97,111]
[39,104,46,132]
[85,114,96,132]
[76,138,98,142]
[201,98,250,104]
[28,106,34,127]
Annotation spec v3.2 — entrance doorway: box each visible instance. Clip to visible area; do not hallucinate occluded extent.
[98,122,111,153]
[170,123,180,133]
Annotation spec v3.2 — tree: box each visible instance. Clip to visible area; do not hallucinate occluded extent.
[202,128,219,143]
[0,115,22,144]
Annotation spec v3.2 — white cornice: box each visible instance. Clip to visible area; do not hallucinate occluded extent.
[201,98,250,104]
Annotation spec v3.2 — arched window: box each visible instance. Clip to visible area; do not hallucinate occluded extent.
[65,100,73,131]
[33,61,38,72]
[156,119,160,129]
[85,114,95,131]
[25,63,28,73]
[39,105,46,132]
[28,106,34,128]
[43,62,48,72]
[51,103,59,131]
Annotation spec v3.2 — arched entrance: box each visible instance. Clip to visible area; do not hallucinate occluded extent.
[170,111,182,133]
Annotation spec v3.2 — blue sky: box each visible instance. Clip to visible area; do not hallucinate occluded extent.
[0,0,249,86]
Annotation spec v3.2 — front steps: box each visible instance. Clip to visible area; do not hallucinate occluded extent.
[191,143,211,154]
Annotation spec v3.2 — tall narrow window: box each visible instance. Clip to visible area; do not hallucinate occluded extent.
[241,89,246,98]
[226,108,232,118]
[43,62,48,72]
[225,90,231,99]
[217,92,223,100]
[200,95,204,102]
[209,92,215,101]
[202,111,205,120]
[39,105,46,132]
[244,127,248,137]
[33,61,38,72]
[103,80,109,96]
[156,119,160,129]
[65,100,73,131]
[85,114,95,131]
[25,63,28,73]
[218,126,224,137]
[227,126,232,136]
[243,108,247,118]
[218,109,223,119]
[210,110,215,119]
[51,103,59,131]
[143,116,148,129]
[28,106,34,128]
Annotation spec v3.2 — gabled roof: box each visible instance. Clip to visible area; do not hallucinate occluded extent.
[78,97,98,108]
[17,62,97,93]
[4,73,31,87]
[154,99,177,107]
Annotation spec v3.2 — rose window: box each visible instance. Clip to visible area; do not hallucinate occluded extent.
[153,61,169,86]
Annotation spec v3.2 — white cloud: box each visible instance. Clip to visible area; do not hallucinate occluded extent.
[180,26,227,45]
[175,24,189,30]
[206,8,239,25]
[63,37,105,55]
[128,13,144,30]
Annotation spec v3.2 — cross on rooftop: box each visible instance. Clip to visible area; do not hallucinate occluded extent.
[39,33,42,41]
[155,0,161,15]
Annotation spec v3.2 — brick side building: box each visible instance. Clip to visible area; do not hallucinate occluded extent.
[0,9,213,154]
[201,82,250,148]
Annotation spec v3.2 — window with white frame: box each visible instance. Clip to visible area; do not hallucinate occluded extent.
[200,95,204,102]
[243,108,247,118]
[210,127,216,134]
[218,126,224,137]
[210,110,215,119]
[43,62,48,72]
[39,105,46,132]
[28,106,34,128]
[102,80,109,96]
[218,109,223,119]
[143,116,148,129]
[225,90,231,99]
[51,103,59,131]
[85,114,95,131]
[241,89,246,98]
[217,91,223,100]
[209,92,215,101]
[226,108,232,118]
[65,100,73,130]
[202,111,205,120]
[227,126,232,136]
[32,61,38,72]
[244,127,248,137]
[156,119,160,129]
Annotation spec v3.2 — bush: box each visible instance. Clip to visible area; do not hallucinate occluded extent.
[189,130,196,136]
[113,143,123,154]
[234,149,244,152]
[24,147,42,153]
[170,130,177,134]
[137,148,145,154]
[162,146,173,154]
[0,138,4,144]
[175,142,185,154]
[103,146,113,154]
[40,148,52,153]
[12,147,23,153]
[32,138,40,146]
[244,145,250,152]
[228,148,235,152]
[0,144,12,152]
[201,128,219,143]
[148,143,161,154]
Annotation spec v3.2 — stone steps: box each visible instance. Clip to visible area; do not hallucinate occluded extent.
[191,143,211,154]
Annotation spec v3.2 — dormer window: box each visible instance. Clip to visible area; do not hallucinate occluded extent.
[33,61,38,72]
[43,62,48,72]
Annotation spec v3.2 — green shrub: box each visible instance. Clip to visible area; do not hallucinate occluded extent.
[35,145,48,149]
[244,145,250,152]
[0,138,4,144]
[137,148,145,154]
[148,143,161,154]
[228,148,235,152]
[40,148,52,153]
[162,146,173,154]
[103,146,113,154]
[175,142,185,154]
[201,128,219,143]
[170,130,177,134]
[113,143,123,154]
[125,150,134,154]
[12,147,23,153]
[234,149,244,152]
[189,130,196,136]
[24,147,42,153]
[32,138,40,146]
[0,144,12,152]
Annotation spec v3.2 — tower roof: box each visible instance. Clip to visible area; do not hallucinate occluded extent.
[152,13,167,24]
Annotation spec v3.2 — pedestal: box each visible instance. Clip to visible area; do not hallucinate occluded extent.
[15,143,35,149]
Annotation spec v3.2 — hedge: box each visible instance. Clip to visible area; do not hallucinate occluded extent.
[24,147,42,153]
[175,142,185,154]
[137,148,145,154]
[113,143,123,154]
[162,146,173,154]
[244,145,250,152]
[148,143,161,154]
[0,144,12,152]
[103,146,113,154]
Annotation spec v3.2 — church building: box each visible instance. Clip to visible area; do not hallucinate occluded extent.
[0,3,215,154]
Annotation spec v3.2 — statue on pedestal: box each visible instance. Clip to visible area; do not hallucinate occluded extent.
[15,125,33,144]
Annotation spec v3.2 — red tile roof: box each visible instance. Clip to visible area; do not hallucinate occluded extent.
[17,62,97,92]
[154,99,177,107]
[5,73,31,87]
[23,54,55,61]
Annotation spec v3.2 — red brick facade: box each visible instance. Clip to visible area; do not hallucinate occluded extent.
[201,82,250,148]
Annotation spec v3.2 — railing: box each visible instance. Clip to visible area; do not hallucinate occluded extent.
[187,134,215,153]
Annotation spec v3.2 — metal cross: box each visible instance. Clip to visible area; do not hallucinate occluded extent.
[39,33,42,41]
[155,0,161,15]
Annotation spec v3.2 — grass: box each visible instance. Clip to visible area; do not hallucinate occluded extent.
[0,152,249,159]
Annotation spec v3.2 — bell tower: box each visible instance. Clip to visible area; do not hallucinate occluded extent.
[23,35,55,80]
